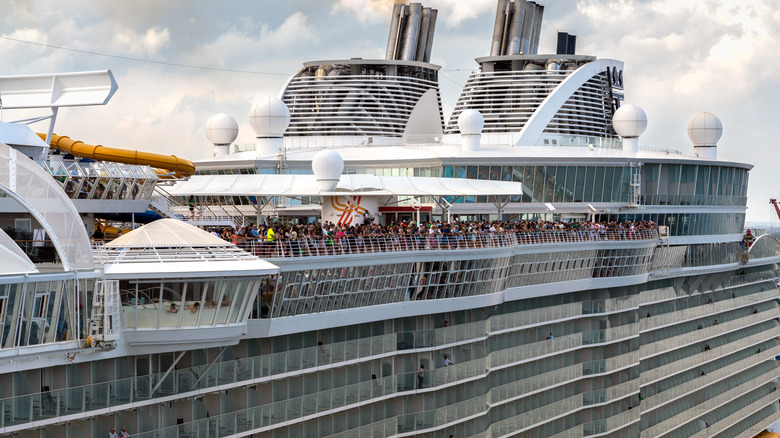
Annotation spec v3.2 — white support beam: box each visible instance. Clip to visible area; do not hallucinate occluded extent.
[0,70,118,109]
[514,59,623,146]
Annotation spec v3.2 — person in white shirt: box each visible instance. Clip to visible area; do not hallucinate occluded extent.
[109,427,118,438]
[444,354,453,367]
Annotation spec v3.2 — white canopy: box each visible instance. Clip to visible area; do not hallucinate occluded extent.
[100,219,279,279]
[0,227,37,275]
[168,174,522,197]
[106,218,230,248]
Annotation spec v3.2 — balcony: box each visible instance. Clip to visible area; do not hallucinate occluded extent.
[238,229,659,259]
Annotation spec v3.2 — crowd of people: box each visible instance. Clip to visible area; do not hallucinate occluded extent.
[204,219,658,256]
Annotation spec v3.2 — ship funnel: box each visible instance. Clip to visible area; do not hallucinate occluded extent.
[385,3,438,63]
[556,32,577,55]
[490,0,544,56]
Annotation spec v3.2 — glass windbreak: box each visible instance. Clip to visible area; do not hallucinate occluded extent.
[439,164,632,204]
[43,159,157,201]
[0,143,93,270]
[642,163,748,206]
[0,278,91,350]
[120,277,261,330]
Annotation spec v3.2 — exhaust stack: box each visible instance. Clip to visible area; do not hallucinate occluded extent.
[385,3,438,63]
[489,0,544,55]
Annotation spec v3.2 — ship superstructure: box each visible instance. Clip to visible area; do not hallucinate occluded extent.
[0,1,779,438]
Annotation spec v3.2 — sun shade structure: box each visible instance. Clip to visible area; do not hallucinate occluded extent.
[99,219,279,278]
[166,174,523,197]
[106,218,233,248]
[0,141,93,271]
[0,227,37,275]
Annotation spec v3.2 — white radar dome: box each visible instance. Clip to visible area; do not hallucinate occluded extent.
[458,109,485,135]
[204,113,239,145]
[612,104,647,138]
[249,97,290,137]
[312,149,344,191]
[687,112,722,146]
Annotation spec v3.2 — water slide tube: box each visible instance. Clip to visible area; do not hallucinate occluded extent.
[38,133,195,177]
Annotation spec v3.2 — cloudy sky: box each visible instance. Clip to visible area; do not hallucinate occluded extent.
[2,0,778,222]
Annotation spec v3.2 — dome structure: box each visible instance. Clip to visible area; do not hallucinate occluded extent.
[312,149,344,191]
[205,113,239,145]
[249,97,290,138]
[687,112,722,147]
[612,104,647,138]
[458,109,485,135]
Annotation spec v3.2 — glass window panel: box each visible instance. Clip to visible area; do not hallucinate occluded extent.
[582,167,595,202]
[525,166,536,201]
[502,166,513,182]
[564,166,577,202]
[574,167,586,202]
[593,167,606,202]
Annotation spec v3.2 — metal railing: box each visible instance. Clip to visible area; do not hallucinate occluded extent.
[235,228,658,259]
[0,315,640,431]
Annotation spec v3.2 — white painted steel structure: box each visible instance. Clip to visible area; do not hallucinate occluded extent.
[280,59,444,139]
[1,2,779,438]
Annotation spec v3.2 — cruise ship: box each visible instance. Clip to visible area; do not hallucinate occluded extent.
[1,1,779,437]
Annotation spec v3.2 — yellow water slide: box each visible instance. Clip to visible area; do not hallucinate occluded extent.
[38,133,196,177]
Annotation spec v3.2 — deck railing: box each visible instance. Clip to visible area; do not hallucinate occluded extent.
[233,228,658,259]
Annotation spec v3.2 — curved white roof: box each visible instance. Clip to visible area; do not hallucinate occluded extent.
[0,227,37,275]
[106,218,231,248]
[0,141,93,271]
[168,174,523,198]
[99,219,279,279]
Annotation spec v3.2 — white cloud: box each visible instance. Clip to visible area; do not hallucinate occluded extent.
[3,0,780,221]
[113,27,171,57]
[333,0,494,27]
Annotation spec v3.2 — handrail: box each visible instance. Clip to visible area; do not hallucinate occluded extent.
[0,306,640,429]
[232,228,659,259]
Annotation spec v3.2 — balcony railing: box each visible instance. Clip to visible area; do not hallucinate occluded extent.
[648,373,779,438]
[643,344,780,411]
[235,229,659,259]
[641,329,776,385]
[641,289,778,333]
[0,303,638,430]
[640,308,778,359]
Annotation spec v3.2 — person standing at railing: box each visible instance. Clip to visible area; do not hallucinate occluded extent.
[266,225,276,257]
[417,364,425,389]
[290,228,300,257]
[188,195,195,219]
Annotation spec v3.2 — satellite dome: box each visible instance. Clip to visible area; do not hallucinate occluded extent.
[612,104,647,138]
[312,149,344,191]
[249,97,290,137]
[687,112,722,146]
[458,109,485,135]
[204,113,239,145]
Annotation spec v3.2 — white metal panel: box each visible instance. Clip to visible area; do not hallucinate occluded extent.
[0,70,118,109]
[514,59,623,146]
[0,227,37,275]
[106,218,236,248]
[169,174,522,197]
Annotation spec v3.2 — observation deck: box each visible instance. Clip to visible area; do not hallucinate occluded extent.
[236,228,658,259]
